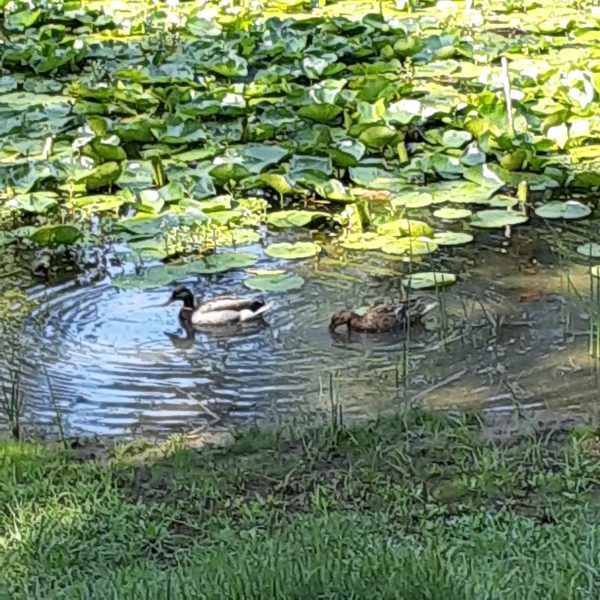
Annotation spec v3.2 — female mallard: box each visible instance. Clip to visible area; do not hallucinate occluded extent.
[329,296,437,333]
[165,286,272,327]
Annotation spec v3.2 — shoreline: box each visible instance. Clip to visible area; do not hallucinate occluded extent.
[1,408,599,597]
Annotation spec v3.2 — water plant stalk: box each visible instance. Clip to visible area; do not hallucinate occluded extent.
[500,56,515,138]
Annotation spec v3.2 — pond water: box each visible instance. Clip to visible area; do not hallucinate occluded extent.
[4,217,600,439]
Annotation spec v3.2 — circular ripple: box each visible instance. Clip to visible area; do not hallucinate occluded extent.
[6,270,418,437]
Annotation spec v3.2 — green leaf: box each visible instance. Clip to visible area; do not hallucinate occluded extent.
[10,192,58,214]
[405,272,456,290]
[267,210,329,228]
[339,232,395,250]
[377,219,433,238]
[441,129,472,148]
[392,191,435,209]
[471,210,529,229]
[329,139,366,168]
[265,242,320,260]
[289,155,333,181]
[260,173,296,196]
[381,237,438,256]
[534,201,591,220]
[79,162,123,191]
[433,232,474,246]
[358,125,398,149]
[29,225,82,246]
[433,207,472,220]
[298,104,343,124]
[209,162,251,183]
[576,243,600,258]
[185,252,258,274]
[244,273,305,292]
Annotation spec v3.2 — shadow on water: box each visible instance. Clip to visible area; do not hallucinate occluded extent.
[2,219,600,439]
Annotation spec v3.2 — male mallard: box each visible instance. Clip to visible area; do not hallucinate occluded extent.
[165,286,272,327]
[329,296,437,333]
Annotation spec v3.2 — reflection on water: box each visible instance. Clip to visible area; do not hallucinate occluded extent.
[3,226,600,438]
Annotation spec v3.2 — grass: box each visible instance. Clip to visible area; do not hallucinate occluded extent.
[1,410,600,598]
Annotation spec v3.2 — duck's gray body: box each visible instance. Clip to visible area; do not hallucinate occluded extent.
[166,286,272,328]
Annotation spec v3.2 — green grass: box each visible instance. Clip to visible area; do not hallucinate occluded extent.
[1,410,600,598]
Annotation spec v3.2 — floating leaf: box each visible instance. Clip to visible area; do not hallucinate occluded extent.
[244,273,305,292]
[75,194,125,212]
[265,242,320,260]
[185,252,258,274]
[429,180,501,205]
[392,191,435,209]
[358,125,398,149]
[112,266,180,290]
[113,253,257,290]
[267,210,329,229]
[433,232,474,246]
[29,225,82,246]
[377,219,433,238]
[576,243,600,258]
[381,237,438,256]
[488,194,519,209]
[339,232,395,250]
[9,192,57,213]
[534,201,591,220]
[405,272,456,289]
[471,210,528,229]
[298,104,342,124]
[433,207,472,220]
[260,173,296,196]
[79,162,123,191]
[441,129,472,148]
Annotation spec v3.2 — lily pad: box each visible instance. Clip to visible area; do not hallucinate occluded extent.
[377,219,433,238]
[186,252,258,274]
[488,195,519,209]
[392,191,435,209]
[265,242,321,260]
[534,201,591,220]
[244,273,305,292]
[433,207,472,220]
[267,210,329,229]
[113,252,257,290]
[576,243,600,258]
[381,237,438,256]
[441,129,472,148]
[405,272,457,290]
[113,266,180,290]
[29,225,82,246]
[339,232,395,251]
[10,192,58,213]
[433,232,474,246]
[471,210,529,229]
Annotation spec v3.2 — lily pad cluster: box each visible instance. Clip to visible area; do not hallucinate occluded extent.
[0,0,598,292]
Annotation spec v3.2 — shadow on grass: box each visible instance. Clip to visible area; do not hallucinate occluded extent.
[1,409,600,598]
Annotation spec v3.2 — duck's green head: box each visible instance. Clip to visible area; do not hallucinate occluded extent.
[165,286,195,309]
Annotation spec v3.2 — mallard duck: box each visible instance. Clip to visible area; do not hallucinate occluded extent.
[165,286,272,327]
[329,296,437,333]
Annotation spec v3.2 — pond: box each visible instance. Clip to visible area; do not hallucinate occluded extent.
[1,0,600,438]
[3,213,600,439]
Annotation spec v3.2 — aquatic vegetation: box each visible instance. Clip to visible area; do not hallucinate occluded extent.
[0,0,598,300]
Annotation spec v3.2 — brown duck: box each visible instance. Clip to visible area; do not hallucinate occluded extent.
[329,296,437,333]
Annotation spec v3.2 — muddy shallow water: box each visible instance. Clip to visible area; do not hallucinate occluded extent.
[3,219,600,439]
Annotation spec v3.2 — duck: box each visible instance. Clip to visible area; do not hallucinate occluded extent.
[164,286,272,327]
[329,296,437,333]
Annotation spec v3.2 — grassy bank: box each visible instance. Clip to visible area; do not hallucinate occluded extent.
[1,411,600,598]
